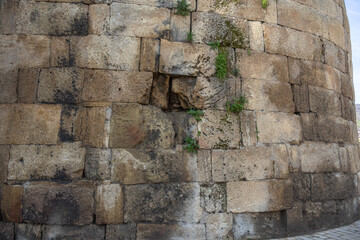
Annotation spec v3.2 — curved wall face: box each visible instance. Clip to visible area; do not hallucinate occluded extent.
[0,0,359,239]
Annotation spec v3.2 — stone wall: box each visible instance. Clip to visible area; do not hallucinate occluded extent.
[0,0,358,239]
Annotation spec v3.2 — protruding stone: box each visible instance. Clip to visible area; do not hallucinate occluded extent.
[96,184,123,224]
[1,185,23,222]
[42,225,105,240]
[137,224,205,240]
[85,148,111,181]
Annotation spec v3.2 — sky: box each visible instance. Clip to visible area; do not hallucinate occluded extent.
[345,0,360,103]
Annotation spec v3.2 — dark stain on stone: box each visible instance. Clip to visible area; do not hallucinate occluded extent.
[30,9,39,23]
[54,89,77,104]
[53,168,70,181]
[147,129,161,143]
[58,105,79,142]
[70,14,88,36]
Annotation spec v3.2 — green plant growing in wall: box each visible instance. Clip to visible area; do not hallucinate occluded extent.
[187,31,194,43]
[226,94,248,113]
[208,41,229,80]
[175,0,191,17]
[261,0,269,9]
[187,108,205,121]
[183,136,200,153]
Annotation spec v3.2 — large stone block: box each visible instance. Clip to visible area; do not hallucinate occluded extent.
[249,21,264,51]
[110,3,170,38]
[137,224,205,240]
[237,50,289,82]
[264,24,322,61]
[0,146,9,182]
[42,225,105,240]
[150,74,170,109]
[242,79,294,113]
[256,111,302,144]
[0,223,14,240]
[111,148,199,184]
[82,70,152,104]
[345,144,360,173]
[324,39,346,72]
[17,68,39,103]
[291,173,311,201]
[1,185,23,222]
[287,201,308,235]
[170,10,190,42]
[38,68,84,104]
[71,35,140,70]
[212,145,289,182]
[59,105,84,142]
[0,69,17,104]
[341,72,355,100]
[159,40,217,77]
[140,38,160,72]
[89,4,109,35]
[309,86,341,116]
[0,104,61,145]
[198,110,241,149]
[96,184,123,224]
[15,224,41,240]
[206,213,233,240]
[106,224,136,240]
[8,142,85,181]
[0,0,17,34]
[227,179,293,213]
[124,183,202,223]
[109,103,175,149]
[23,181,94,225]
[240,110,258,147]
[292,84,310,113]
[85,148,111,181]
[16,1,88,35]
[200,183,227,213]
[50,37,70,67]
[166,111,198,144]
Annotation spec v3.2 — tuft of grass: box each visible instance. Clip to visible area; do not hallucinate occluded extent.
[209,41,229,81]
[183,136,200,153]
[187,31,194,42]
[226,94,248,113]
[187,108,205,121]
[175,0,191,17]
[261,0,269,9]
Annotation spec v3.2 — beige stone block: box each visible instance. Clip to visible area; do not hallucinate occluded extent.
[159,40,216,77]
[50,37,70,67]
[227,179,293,213]
[109,103,175,148]
[240,110,257,146]
[1,185,23,223]
[206,213,233,240]
[309,86,341,116]
[113,0,196,10]
[249,21,264,51]
[0,104,61,145]
[341,72,355,100]
[81,106,109,148]
[0,35,18,69]
[137,224,205,240]
[8,142,85,181]
[82,70,152,104]
[38,68,84,104]
[339,146,350,172]
[256,111,302,144]
[16,1,88,35]
[328,17,346,50]
[17,68,40,103]
[198,110,241,149]
[311,114,352,143]
[71,35,140,70]
[85,148,111,181]
[289,145,301,172]
[237,50,289,82]
[0,0,17,34]
[264,24,322,61]
[0,146,9,182]
[347,144,360,173]
[299,141,340,173]
[0,69,17,104]
[96,184,123,224]
[341,96,356,122]
[110,3,170,38]
[89,4,109,35]
[170,10,191,42]
[243,79,294,113]
[292,84,310,113]
[196,150,212,182]
[150,74,170,110]
[324,39,346,72]
[140,38,160,72]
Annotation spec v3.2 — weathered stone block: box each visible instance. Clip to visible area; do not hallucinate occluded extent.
[0,222,14,240]
[166,111,197,144]
[113,0,196,10]
[198,110,241,149]
[71,35,140,70]
[256,111,302,144]
[96,184,123,224]
[0,104,61,145]
[328,17,346,50]
[42,225,105,240]
[346,144,360,173]
[200,183,226,213]
[0,0,17,34]
[292,84,310,113]
[264,24,322,61]
[0,146,9,182]
[16,1,88,35]
[23,181,94,225]
[291,173,311,201]
[15,224,41,240]
[85,148,111,181]
[243,79,295,113]
[341,72,355,100]
[89,4,109,35]
[170,10,190,42]
[17,68,39,103]
[59,105,84,142]
[249,21,264,51]
[240,110,257,146]
[150,74,170,110]
[51,37,70,67]
[110,3,170,38]
[1,185,23,222]
[309,86,341,116]
[0,69,17,105]
[137,224,205,240]
[324,39,346,72]
[341,96,356,122]
[140,38,160,72]
[206,213,233,240]
[106,224,136,240]
[38,68,84,104]
[8,142,85,181]
[82,70,152,104]
[124,183,201,223]
[287,201,308,235]
[159,40,216,77]
[109,103,175,149]
[237,50,289,82]
[227,179,293,213]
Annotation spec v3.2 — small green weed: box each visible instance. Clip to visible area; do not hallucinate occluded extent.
[187,31,194,42]
[261,0,269,9]
[183,136,200,153]
[187,108,205,121]
[247,49,252,56]
[233,68,239,77]
[175,0,191,17]
[226,95,247,113]
[209,41,228,81]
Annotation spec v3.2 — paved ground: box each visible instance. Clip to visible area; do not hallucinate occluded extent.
[273,220,360,240]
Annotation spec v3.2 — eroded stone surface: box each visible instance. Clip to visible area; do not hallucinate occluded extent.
[137,224,205,240]
[206,213,233,240]
[96,184,123,224]
[85,148,111,181]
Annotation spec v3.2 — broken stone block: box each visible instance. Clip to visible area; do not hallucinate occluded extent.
[42,225,105,240]
[1,185,23,222]
[96,184,123,224]
[137,224,205,240]
[85,148,111,181]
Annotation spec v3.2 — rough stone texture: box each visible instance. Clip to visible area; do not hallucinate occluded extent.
[137,224,206,240]
[0,104,61,145]
[113,0,196,10]
[309,86,341,116]
[106,224,137,240]
[324,39,347,72]
[166,111,198,144]
[51,37,70,67]
[23,181,94,225]
[42,225,105,240]
[15,224,42,240]
[85,148,111,181]
[109,103,175,149]
[227,179,293,213]
[0,69,17,104]
[0,146,9,182]
[206,213,233,240]
[140,38,160,72]
[170,10,190,42]
[249,21,264,51]
[0,185,23,222]
[292,84,310,113]
[150,74,170,110]
[0,222,14,240]
[0,0,17,34]
[16,1,88,35]
[291,173,311,201]
[96,184,123,224]
[59,105,84,142]
[89,4,109,35]
[17,68,39,103]
[125,183,202,223]
[8,142,85,181]
[200,183,227,213]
